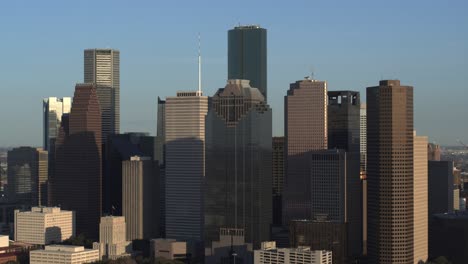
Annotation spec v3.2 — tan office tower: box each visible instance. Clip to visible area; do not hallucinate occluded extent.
[414,132,428,264]
[165,91,208,246]
[84,49,120,143]
[122,156,158,240]
[283,77,327,224]
[92,216,132,260]
[367,80,414,264]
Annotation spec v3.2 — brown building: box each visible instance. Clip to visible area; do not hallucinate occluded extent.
[367,80,414,264]
[272,137,284,226]
[283,78,327,224]
[428,143,441,161]
[51,83,102,239]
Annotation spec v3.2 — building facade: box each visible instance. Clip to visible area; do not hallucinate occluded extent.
[254,242,332,264]
[367,80,414,264]
[43,97,72,151]
[283,78,327,224]
[228,25,267,100]
[151,239,188,261]
[7,147,48,207]
[428,161,455,217]
[205,228,253,264]
[414,133,428,264]
[327,91,360,152]
[122,156,159,240]
[359,104,367,172]
[272,137,285,226]
[205,79,272,249]
[165,91,208,246]
[92,216,132,260]
[84,48,120,143]
[30,245,99,264]
[51,83,102,239]
[14,207,75,245]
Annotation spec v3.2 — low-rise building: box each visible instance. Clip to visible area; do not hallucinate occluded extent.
[151,238,187,261]
[92,216,132,260]
[254,242,332,264]
[30,245,99,264]
[14,207,75,245]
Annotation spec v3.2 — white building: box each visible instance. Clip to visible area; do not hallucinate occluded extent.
[14,207,75,245]
[43,97,71,151]
[254,242,332,264]
[30,245,99,264]
[151,238,187,261]
[93,216,132,260]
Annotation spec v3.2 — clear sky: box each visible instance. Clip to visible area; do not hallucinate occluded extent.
[0,0,467,147]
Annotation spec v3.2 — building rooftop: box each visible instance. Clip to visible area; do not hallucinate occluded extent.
[42,245,95,253]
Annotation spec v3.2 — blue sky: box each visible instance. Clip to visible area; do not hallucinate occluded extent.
[0,0,467,146]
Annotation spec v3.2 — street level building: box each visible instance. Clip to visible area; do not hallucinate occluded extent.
[30,245,99,264]
[254,241,332,264]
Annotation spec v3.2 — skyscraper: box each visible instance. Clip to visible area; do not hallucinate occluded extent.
[51,83,102,239]
[43,97,72,151]
[155,97,166,164]
[205,79,272,249]
[165,91,208,249]
[428,161,455,217]
[283,78,327,224]
[84,49,120,143]
[327,91,360,152]
[414,133,428,264]
[7,147,48,207]
[359,104,367,172]
[427,143,441,161]
[367,80,414,264]
[122,156,159,240]
[228,25,267,100]
[272,137,285,226]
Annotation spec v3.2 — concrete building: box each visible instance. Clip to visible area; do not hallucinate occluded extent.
[30,245,99,264]
[272,137,285,226]
[165,90,208,249]
[122,156,158,240]
[283,78,327,224]
[151,239,187,261]
[205,80,272,249]
[414,133,428,264]
[254,241,332,264]
[14,207,75,245]
[93,216,132,260]
[84,48,120,143]
[51,83,102,239]
[367,80,414,264]
[7,147,48,206]
[228,25,267,100]
[205,228,253,264]
[43,97,72,151]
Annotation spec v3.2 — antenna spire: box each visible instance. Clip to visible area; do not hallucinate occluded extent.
[198,33,202,95]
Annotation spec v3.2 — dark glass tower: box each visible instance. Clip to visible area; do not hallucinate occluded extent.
[228,25,267,100]
[205,79,272,249]
[327,91,360,152]
[51,83,102,239]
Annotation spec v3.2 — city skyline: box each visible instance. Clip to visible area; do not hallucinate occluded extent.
[0,1,467,146]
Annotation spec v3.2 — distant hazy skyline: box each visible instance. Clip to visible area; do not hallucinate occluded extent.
[0,0,467,146]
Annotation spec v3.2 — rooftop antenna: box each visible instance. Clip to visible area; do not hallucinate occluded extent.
[198,33,202,95]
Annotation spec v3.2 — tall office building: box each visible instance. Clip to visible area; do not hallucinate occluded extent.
[367,80,414,264]
[428,161,455,217]
[272,137,285,226]
[43,97,72,151]
[205,79,272,249]
[104,133,154,215]
[327,91,360,152]
[165,91,208,248]
[51,83,102,239]
[359,104,367,172]
[414,133,428,264]
[155,97,166,164]
[7,147,48,207]
[84,48,120,143]
[122,156,159,240]
[283,78,327,224]
[228,25,267,100]
[427,143,441,161]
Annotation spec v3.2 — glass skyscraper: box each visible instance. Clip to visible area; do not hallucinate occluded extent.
[228,25,267,100]
[204,79,272,249]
